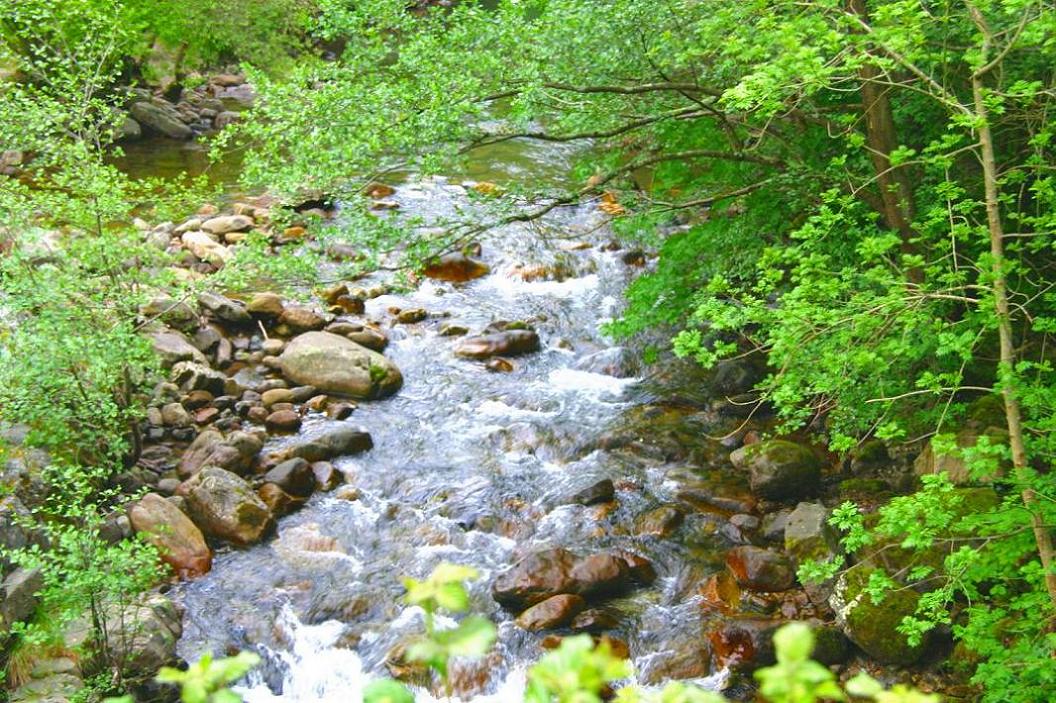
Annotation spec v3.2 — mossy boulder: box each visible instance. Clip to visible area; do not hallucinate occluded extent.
[830,565,929,665]
[729,439,822,502]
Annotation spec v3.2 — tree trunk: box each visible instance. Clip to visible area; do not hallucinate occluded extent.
[972,72,1056,609]
[849,0,919,273]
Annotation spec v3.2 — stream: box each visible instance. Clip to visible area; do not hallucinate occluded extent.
[130,133,741,702]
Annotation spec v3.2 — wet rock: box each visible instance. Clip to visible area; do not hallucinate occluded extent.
[9,673,82,702]
[634,505,684,537]
[311,461,343,491]
[265,409,302,433]
[130,101,193,139]
[248,292,285,318]
[201,215,253,236]
[516,594,585,631]
[278,331,403,399]
[423,253,490,282]
[257,483,305,517]
[396,308,427,324]
[281,305,328,332]
[439,323,469,336]
[275,426,373,463]
[707,617,778,671]
[570,608,619,633]
[149,329,208,367]
[182,231,232,266]
[128,493,212,578]
[492,548,578,608]
[485,358,514,373]
[830,565,928,665]
[699,570,742,614]
[614,551,657,585]
[574,347,639,378]
[172,363,227,400]
[263,458,316,498]
[725,546,795,592]
[261,388,295,407]
[729,439,822,502]
[198,291,251,325]
[565,478,615,506]
[1,568,43,636]
[455,330,540,359]
[569,553,631,597]
[181,467,273,546]
[636,643,711,686]
[326,402,357,420]
[346,327,389,351]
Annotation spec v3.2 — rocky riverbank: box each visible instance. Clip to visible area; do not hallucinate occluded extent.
[1,104,989,703]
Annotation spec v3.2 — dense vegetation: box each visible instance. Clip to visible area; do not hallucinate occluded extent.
[2,0,1056,701]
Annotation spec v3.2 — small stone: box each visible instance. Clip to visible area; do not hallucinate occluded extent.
[248,293,285,318]
[396,308,427,324]
[266,410,302,433]
[725,546,795,592]
[565,479,615,506]
[485,358,514,373]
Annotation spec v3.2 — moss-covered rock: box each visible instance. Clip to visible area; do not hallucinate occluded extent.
[830,565,928,665]
[729,439,822,502]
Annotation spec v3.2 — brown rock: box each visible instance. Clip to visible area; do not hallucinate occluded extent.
[725,546,795,592]
[257,483,305,517]
[569,553,631,597]
[423,253,490,282]
[516,594,585,631]
[181,467,273,546]
[266,409,302,433]
[128,493,212,578]
[455,330,540,359]
[492,548,577,608]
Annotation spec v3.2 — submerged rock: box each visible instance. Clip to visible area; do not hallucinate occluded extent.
[454,330,540,359]
[278,331,403,399]
[423,253,490,282]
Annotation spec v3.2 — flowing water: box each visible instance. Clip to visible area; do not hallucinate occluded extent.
[138,135,742,701]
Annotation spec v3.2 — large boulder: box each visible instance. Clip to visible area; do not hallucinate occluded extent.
[913,427,1008,485]
[830,565,928,665]
[180,467,273,546]
[454,330,540,359]
[128,493,212,578]
[278,331,403,399]
[129,101,192,139]
[729,440,822,502]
